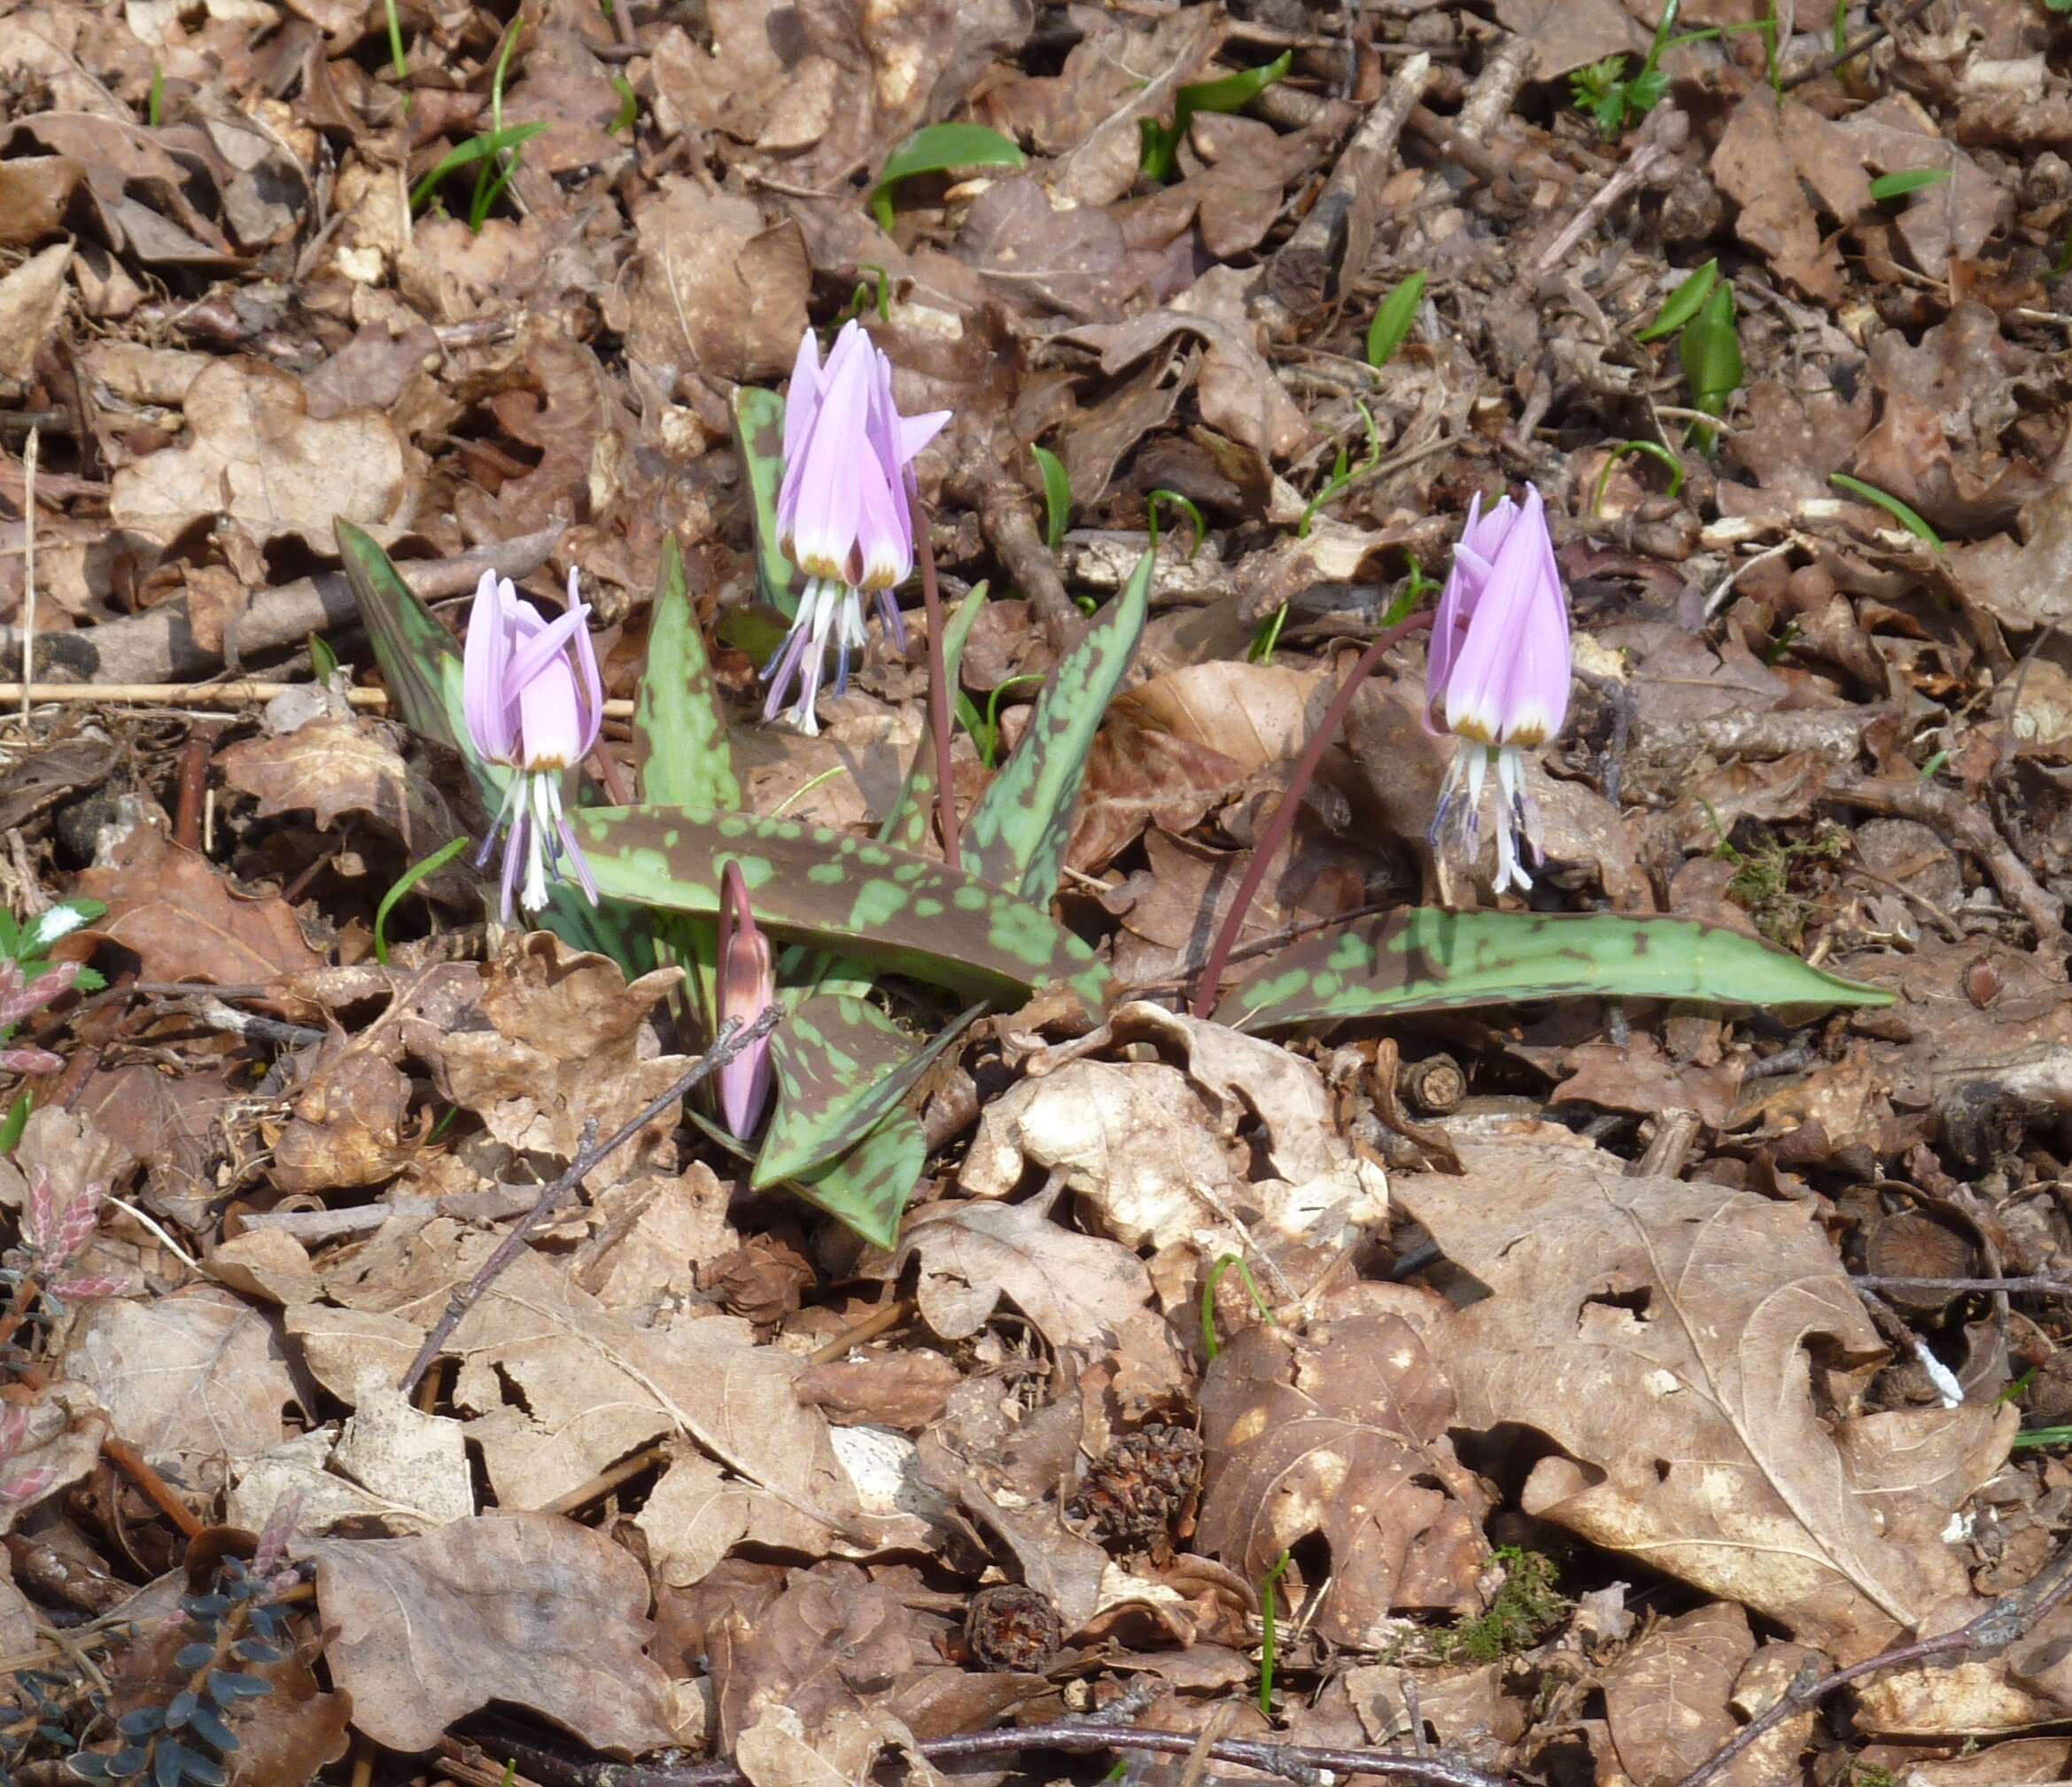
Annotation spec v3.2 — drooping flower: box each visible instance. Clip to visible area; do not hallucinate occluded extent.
[764,322,950,735]
[1425,485,1571,895]
[715,861,775,1138]
[462,567,604,920]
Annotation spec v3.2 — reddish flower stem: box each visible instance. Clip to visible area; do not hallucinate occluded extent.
[907,483,960,867]
[1189,609,1435,1021]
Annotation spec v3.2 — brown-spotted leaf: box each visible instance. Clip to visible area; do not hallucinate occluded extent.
[1196,1314,1490,1648]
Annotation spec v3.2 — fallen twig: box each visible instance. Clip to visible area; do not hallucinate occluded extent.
[481,1719,1515,1787]
[394,1006,782,1398]
[1781,0,1936,90]
[1675,1530,2072,1787]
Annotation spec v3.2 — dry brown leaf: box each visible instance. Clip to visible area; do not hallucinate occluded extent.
[899,1187,1155,1350]
[1399,1138,2014,1663]
[303,1511,676,1754]
[64,1286,295,1490]
[216,715,462,850]
[1064,713,1243,874]
[1494,0,1641,77]
[628,182,810,385]
[1711,90,1845,306]
[74,816,324,998]
[1116,660,1327,773]
[107,356,408,549]
[1196,1315,1490,1647]
[1601,1603,1755,1786]
[0,239,70,384]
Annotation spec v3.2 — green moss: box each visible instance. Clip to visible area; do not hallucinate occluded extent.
[1411,1549,1566,1666]
[1710,814,1846,950]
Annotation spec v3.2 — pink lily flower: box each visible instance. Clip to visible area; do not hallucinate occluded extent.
[715,861,775,1138]
[765,322,950,735]
[1424,485,1571,895]
[462,568,604,919]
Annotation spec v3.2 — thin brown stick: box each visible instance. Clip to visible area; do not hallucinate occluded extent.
[18,425,35,723]
[804,1295,914,1365]
[907,483,960,866]
[1855,1274,2072,1296]
[173,732,213,853]
[0,682,639,718]
[395,1006,781,1397]
[1676,1531,2072,1787]
[1189,610,1436,1019]
[482,1720,1513,1787]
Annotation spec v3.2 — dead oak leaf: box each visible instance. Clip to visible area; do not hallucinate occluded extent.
[628,183,809,385]
[899,1191,1155,1351]
[63,1286,295,1490]
[302,1511,675,1754]
[1196,1315,1489,1648]
[1400,1139,2013,1665]
[74,817,322,1003]
[107,357,407,551]
[215,716,455,848]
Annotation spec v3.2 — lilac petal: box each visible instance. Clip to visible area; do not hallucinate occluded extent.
[898,409,951,465]
[1423,493,1483,730]
[851,445,912,588]
[780,328,823,471]
[566,571,605,758]
[876,588,906,653]
[462,571,517,762]
[762,613,815,722]
[1441,486,1568,747]
[499,811,525,921]
[555,813,599,905]
[716,861,775,1137]
[508,615,589,770]
[782,339,873,580]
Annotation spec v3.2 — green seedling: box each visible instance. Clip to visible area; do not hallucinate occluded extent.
[1257,1549,1292,1716]
[374,835,470,966]
[1829,473,1943,549]
[1833,0,1850,51]
[1635,257,1718,342]
[1146,488,1206,562]
[954,674,1045,772]
[870,123,1024,231]
[148,64,164,127]
[1591,439,1685,517]
[842,265,891,325]
[1299,400,1381,536]
[1869,168,1951,201]
[1679,278,1742,454]
[1574,0,1776,137]
[1032,444,1071,552]
[1916,748,1950,782]
[1366,272,1426,369]
[1139,52,1292,183]
[1249,602,1290,665]
[1199,1253,1275,1361]
[307,632,339,681]
[608,74,639,136]
[409,124,547,229]
[384,0,407,77]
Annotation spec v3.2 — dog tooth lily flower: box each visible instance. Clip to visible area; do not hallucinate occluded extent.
[764,321,950,735]
[715,861,775,1138]
[1426,485,1571,896]
[462,567,604,920]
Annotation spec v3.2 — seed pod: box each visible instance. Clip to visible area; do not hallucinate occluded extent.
[966,1584,1062,1674]
[1067,1423,1204,1549]
[1401,1053,1467,1116]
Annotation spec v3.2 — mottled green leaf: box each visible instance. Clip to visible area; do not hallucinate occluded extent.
[572,803,1109,1004]
[634,534,741,810]
[756,996,978,1187]
[732,385,806,620]
[881,583,986,855]
[961,546,1152,905]
[1219,909,1895,1030]
[336,520,467,752]
[788,1107,927,1248]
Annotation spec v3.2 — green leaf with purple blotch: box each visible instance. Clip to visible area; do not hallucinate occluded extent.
[755,996,980,1188]
[634,533,741,812]
[961,545,1152,905]
[732,385,806,621]
[571,803,1109,1004]
[1218,909,1895,1031]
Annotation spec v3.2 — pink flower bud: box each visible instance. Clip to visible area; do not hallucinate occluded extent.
[715,861,775,1139]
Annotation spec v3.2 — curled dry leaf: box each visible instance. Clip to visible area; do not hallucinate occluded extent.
[1195,1314,1491,1648]
[215,715,467,852]
[899,1189,1155,1351]
[302,1511,676,1754]
[1601,1602,1755,1786]
[1399,1139,2014,1664]
[629,183,810,385]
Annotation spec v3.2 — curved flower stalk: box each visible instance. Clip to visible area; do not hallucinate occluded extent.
[1425,485,1571,895]
[462,568,604,919]
[764,322,950,735]
[715,861,775,1138]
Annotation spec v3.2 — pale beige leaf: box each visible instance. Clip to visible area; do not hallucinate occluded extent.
[303,1512,675,1753]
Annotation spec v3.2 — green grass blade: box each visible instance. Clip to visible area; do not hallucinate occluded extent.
[374,835,470,965]
[1032,445,1070,552]
[409,122,547,214]
[1635,258,1718,343]
[1869,168,1950,201]
[1365,272,1426,369]
[871,122,1025,231]
[1218,910,1896,1030]
[570,803,1111,1004]
[960,546,1152,905]
[1828,473,1943,550]
[731,385,806,619]
[633,534,741,810]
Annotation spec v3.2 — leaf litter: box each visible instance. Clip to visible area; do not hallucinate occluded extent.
[0,3,2070,1786]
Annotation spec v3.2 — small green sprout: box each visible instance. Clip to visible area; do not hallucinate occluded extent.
[1146,488,1206,562]
[1829,473,1943,550]
[1869,167,1951,202]
[608,74,639,136]
[1249,602,1290,665]
[1679,278,1742,454]
[1032,444,1071,552]
[1365,272,1426,369]
[1257,1548,1292,1716]
[1591,439,1685,517]
[870,123,1024,231]
[384,0,407,78]
[374,835,469,965]
[1200,1253,1275,1361]
[1298,400,1382,537]
[1139,53,1292,182]
[1635,257,1718,342]
[147,64,164,128]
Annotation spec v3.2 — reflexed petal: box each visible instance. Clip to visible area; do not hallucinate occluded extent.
[462,571,517,763]
[780,328,823,470]
[716,860,775,1138]
[898,408,951,465]
[566,571,605,758]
